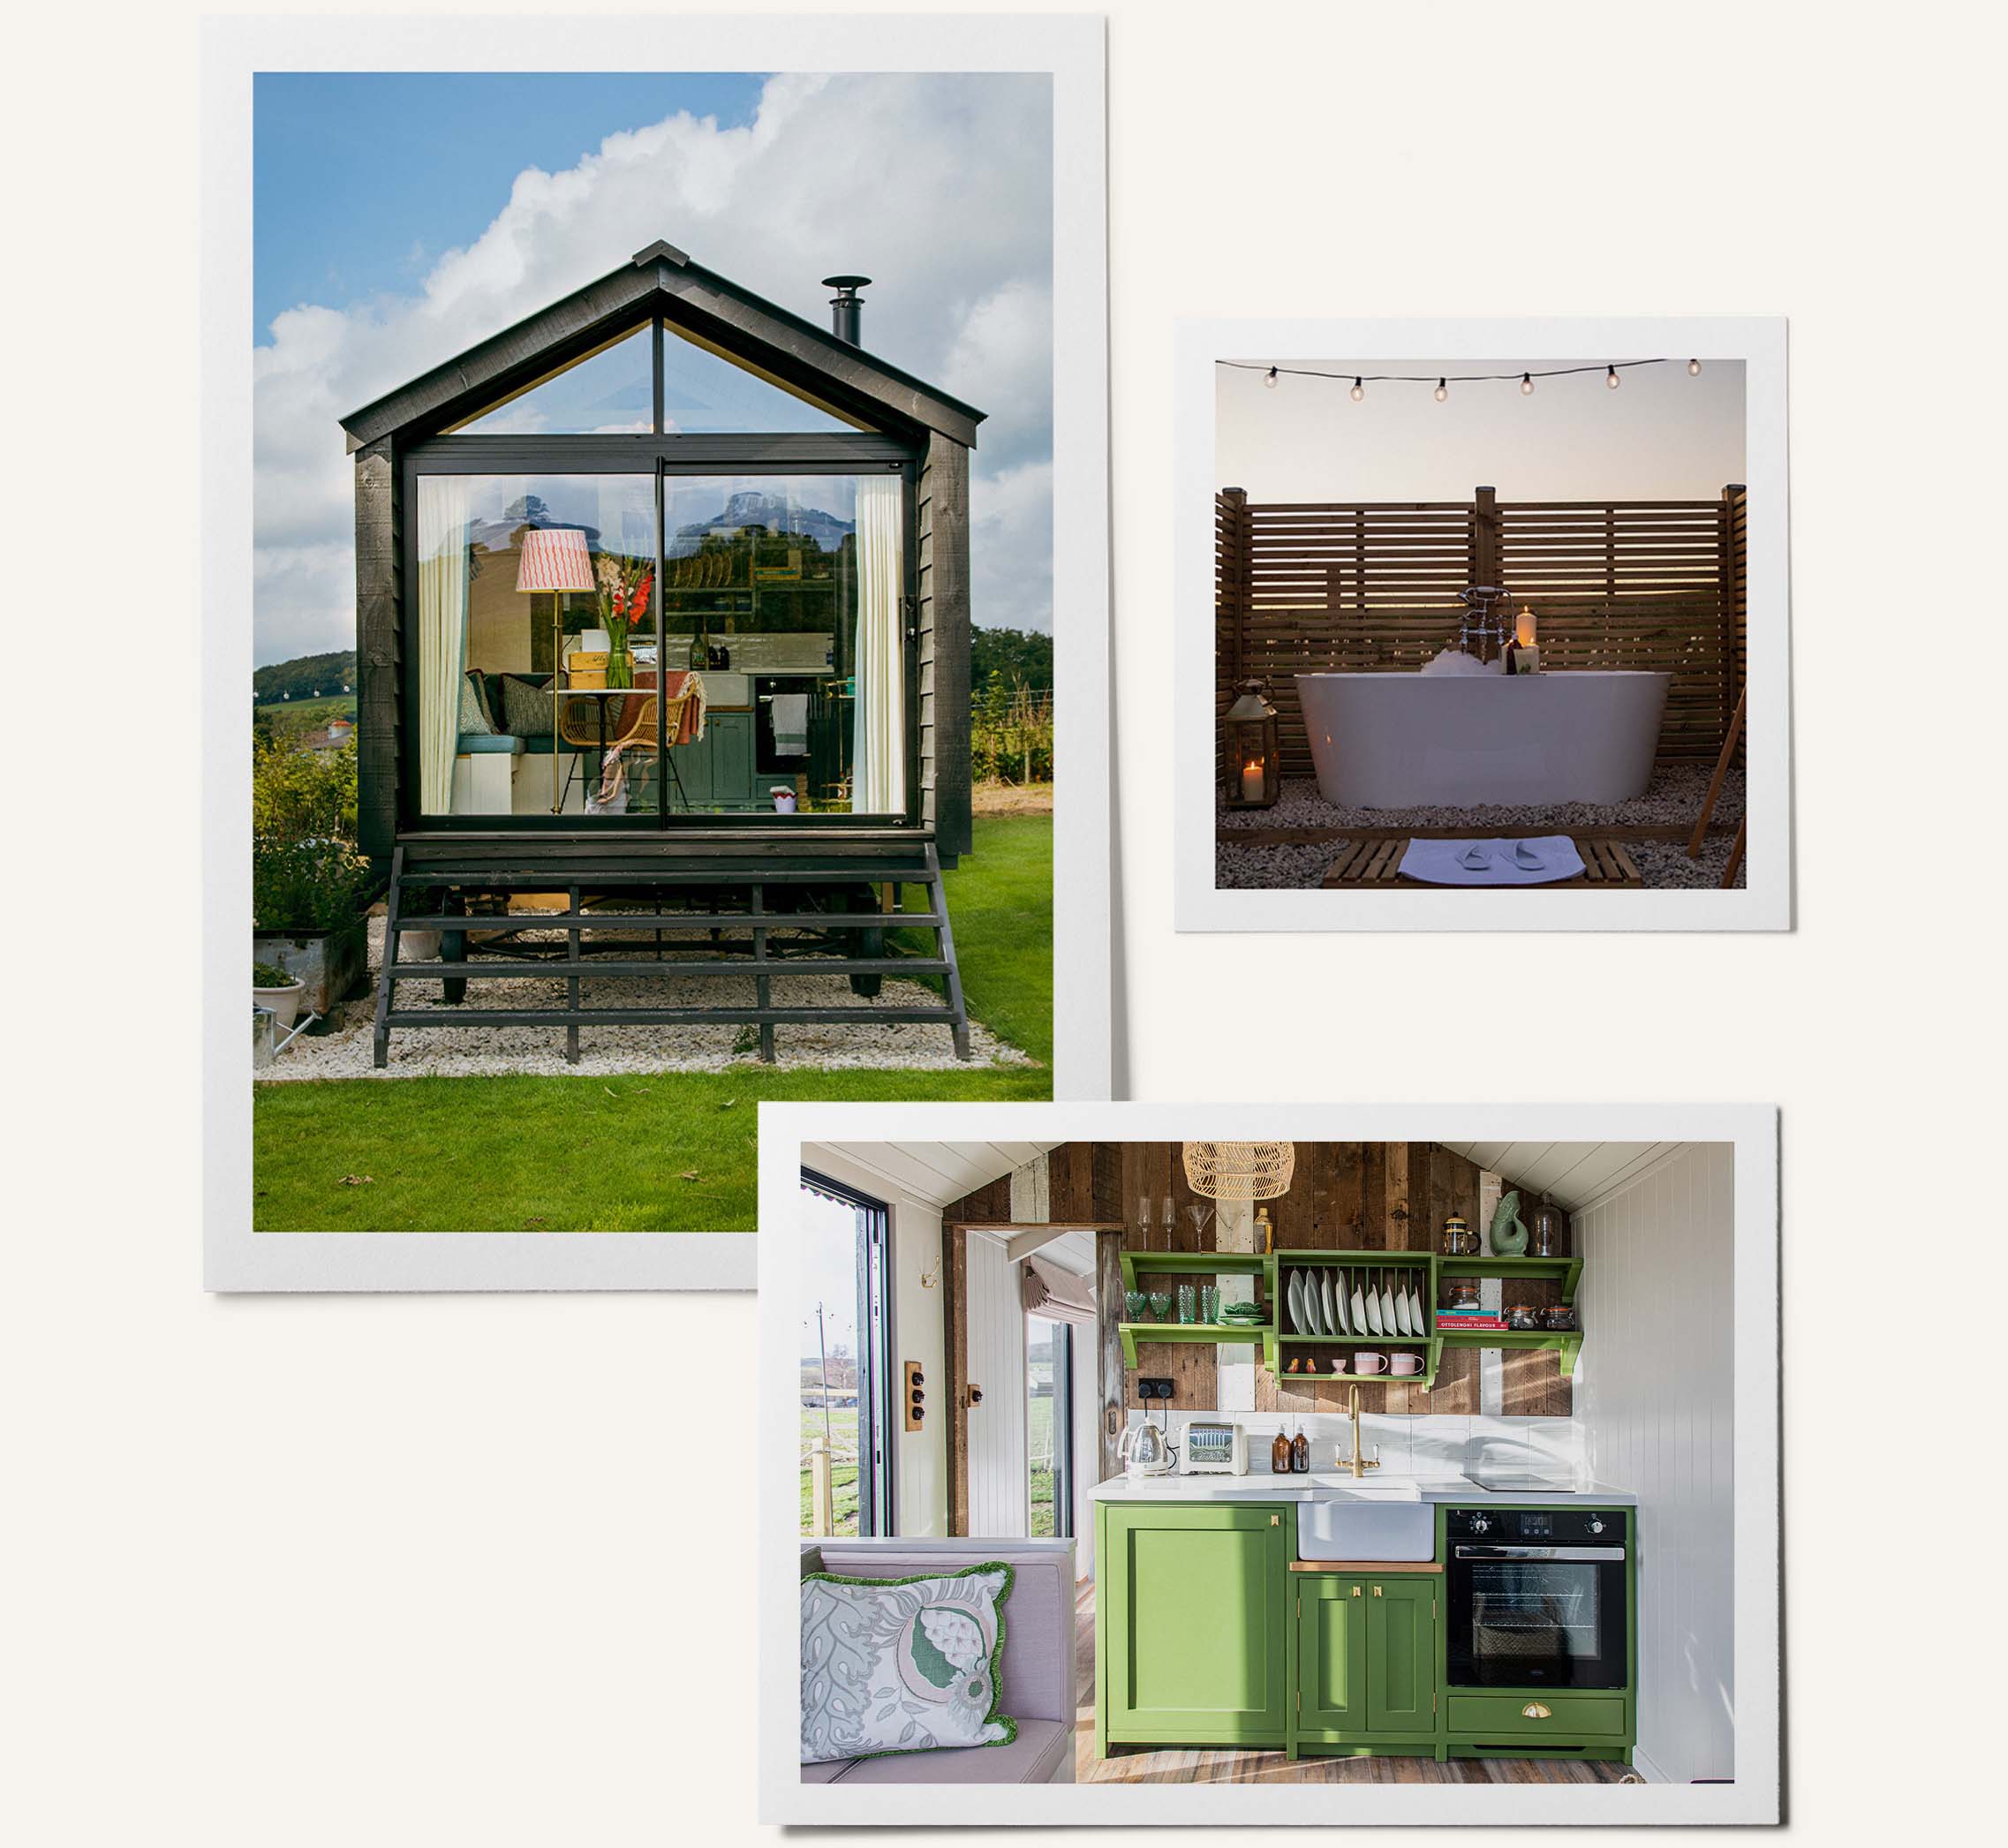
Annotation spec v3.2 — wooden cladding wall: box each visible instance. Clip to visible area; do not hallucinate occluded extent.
[1216,487,1746,781]
[1727,485,1748,766]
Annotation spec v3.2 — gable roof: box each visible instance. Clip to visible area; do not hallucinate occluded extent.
[338,239,985,452]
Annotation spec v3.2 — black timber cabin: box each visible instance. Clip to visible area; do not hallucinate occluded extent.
[340,240,985,1065]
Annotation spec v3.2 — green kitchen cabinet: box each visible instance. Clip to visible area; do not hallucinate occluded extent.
[1293,1572,1438,1756]
[670,709,757,811]
[1097,1502,1290,1754]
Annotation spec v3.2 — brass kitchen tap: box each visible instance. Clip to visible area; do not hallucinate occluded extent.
[1340,1384,1381,1479]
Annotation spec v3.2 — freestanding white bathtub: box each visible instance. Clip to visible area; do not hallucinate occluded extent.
[1295,670,1672,809]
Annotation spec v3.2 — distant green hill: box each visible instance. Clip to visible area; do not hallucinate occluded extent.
[256,651,357,705]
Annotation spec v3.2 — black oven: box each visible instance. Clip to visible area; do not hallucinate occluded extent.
[1444,1506,1630,1690]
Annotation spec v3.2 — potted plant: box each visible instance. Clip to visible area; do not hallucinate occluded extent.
[253,960,306,1030]
[252,836,378,1016]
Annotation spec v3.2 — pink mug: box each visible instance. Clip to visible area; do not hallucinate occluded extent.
[1390,1353,1423,1377]
[1353,1351,1387,1376]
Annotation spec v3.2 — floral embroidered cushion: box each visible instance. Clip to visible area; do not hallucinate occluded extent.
[457,672,494,737]
[799,1563,1016,1764]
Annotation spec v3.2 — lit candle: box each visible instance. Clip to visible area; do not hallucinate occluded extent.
[1242,759,1264,801]
[1516,607,1537,649]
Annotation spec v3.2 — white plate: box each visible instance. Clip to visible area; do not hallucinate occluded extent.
[1408,1274,1425,1332]
[1332,1268,1350,1337]
[1393,1277,1413,1336]
[1363,1277,1382,1335]
[1320,1271,1337,1336]
[1381,1275,1398,1332]
[1287,1271,1307,1336]
[1352,1276,1368,1331]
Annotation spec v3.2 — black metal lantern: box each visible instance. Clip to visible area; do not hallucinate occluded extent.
[1222,679,1281,810]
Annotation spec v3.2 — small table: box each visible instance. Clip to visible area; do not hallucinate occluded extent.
[551,684,646,814]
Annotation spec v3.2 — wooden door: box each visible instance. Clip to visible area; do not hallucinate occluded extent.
[1295,1574,1368,1733]
[1099,1503,1288,1746]
[1364,1576,1437,1734]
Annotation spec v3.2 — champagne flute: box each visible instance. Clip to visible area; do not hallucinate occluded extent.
[1159,1195,1175,1252]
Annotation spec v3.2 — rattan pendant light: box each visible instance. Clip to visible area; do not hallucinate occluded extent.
[1181,1141,1296,1201]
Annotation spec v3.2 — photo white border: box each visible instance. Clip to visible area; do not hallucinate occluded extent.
[1174,316,1792,933]
[758,1097,1780,1825]
[203,14,1111,1291]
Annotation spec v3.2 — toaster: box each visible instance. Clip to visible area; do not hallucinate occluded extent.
[1178,1421,1248,1475]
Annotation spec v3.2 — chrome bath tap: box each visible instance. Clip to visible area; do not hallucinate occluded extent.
[1456,585,1513,662]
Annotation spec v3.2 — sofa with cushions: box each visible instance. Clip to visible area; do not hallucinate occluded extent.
[799,1535,1076,1785]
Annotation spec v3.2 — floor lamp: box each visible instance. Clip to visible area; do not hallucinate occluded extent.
[515,528,598,814]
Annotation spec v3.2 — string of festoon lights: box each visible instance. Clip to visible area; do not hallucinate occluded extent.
[1222,358,1704,399]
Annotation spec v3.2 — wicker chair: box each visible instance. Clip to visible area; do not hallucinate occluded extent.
[555,672,704,808]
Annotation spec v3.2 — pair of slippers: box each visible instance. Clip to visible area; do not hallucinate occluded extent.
[1456,840,1546,872]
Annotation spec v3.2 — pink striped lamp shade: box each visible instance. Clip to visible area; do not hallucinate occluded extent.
[515,526,597,594]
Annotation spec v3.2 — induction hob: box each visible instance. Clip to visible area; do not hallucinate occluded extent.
[1460,1472,1581,1494]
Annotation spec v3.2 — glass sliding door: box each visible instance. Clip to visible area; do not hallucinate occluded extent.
[661,471,908,817]
[413,472,659,818]
[799,1171,895,1538]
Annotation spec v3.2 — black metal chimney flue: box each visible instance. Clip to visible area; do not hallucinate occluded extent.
[822,275,871,345]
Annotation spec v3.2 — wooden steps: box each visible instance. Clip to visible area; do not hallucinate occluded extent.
[371,840,970,1067]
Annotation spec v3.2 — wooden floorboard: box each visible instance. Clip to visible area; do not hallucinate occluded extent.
[1221,821,1729,848]
[1070,1581,1627,1786]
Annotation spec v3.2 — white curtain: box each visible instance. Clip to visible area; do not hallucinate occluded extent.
[417,477,472,814]
[850,474,904,812]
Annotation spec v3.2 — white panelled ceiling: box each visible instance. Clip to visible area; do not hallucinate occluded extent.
[803,1140,1062,1210]
[1439,1141,1681,1211]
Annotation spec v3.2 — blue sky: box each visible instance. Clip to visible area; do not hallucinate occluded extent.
[251,72,1054,664]
[254,75,766,336]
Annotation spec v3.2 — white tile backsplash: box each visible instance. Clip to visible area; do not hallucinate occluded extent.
[1121,1407,1584,1481]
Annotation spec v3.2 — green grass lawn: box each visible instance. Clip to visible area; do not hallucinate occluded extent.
[257,694,357,725]
[253,811,1052,1232]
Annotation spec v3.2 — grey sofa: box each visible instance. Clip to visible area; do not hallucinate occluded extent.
[799,1535,1076,1784]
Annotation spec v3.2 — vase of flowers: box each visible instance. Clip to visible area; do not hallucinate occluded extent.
[594,553,653,690]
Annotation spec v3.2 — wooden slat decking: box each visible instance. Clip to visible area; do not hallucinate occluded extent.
[1322,836,1642,889]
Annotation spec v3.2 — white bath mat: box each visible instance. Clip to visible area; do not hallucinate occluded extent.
[1397,835,1586,886]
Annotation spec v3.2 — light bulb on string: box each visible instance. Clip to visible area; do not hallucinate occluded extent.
[1521,373,1534,396]
[1688,358,1702,376]
[1264,366,1279,389]
[1606,365,1621,389]
[1434,378,1448,403]
[1350,377,1364,402]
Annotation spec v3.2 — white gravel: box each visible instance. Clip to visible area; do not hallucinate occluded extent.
[1216,762,1744,835]
[260,916,1030,1080]
[1214,762,1746,890]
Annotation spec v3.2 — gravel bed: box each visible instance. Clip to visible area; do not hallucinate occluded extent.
[1217,833,1747,892]
[260,917,1030,1080]
[1216,762,1743,835]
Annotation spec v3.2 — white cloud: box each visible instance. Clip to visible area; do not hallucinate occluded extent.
[253,72,1054,662]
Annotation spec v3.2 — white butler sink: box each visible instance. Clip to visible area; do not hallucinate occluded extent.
[1296,1481,1435,1563]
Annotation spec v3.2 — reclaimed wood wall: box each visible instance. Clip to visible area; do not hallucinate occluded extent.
[1215,487,1744,781]
[1106,1142,1574,1420]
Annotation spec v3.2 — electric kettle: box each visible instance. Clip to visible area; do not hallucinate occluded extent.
[1118,1416,1176,1478]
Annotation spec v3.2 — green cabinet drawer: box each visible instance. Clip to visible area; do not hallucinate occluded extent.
[1446,1693,1627,1739]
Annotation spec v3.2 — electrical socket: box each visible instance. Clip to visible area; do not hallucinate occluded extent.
[1136,1377,1175,1401]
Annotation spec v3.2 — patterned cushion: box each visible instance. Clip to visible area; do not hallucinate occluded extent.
[457,672,494,736]
[800,1564,1016,1765]
[500,675,555,738]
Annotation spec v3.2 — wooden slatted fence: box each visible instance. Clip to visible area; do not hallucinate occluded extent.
[1218,485,1747,781]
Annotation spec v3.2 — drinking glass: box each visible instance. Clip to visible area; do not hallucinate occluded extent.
[1123,1289,1149,1322]
[1176,1284,1199,1324]
[1159,1196,1176,1251]
[1201,1285,1220,1324]
[1147,1292,1172,1322]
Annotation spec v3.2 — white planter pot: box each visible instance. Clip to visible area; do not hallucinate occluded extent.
[253,981,305,1030]
[400,929,443,964]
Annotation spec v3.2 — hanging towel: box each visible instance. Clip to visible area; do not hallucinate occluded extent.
[771,691,810,755]
[1396,835,1586,886]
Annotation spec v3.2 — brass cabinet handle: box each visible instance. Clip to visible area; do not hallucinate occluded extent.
[1521,1702,1552,1720]
[1350,1585,1363,1598]
[1372,1585,1384,1597]
[1270,1513,1280,1526]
